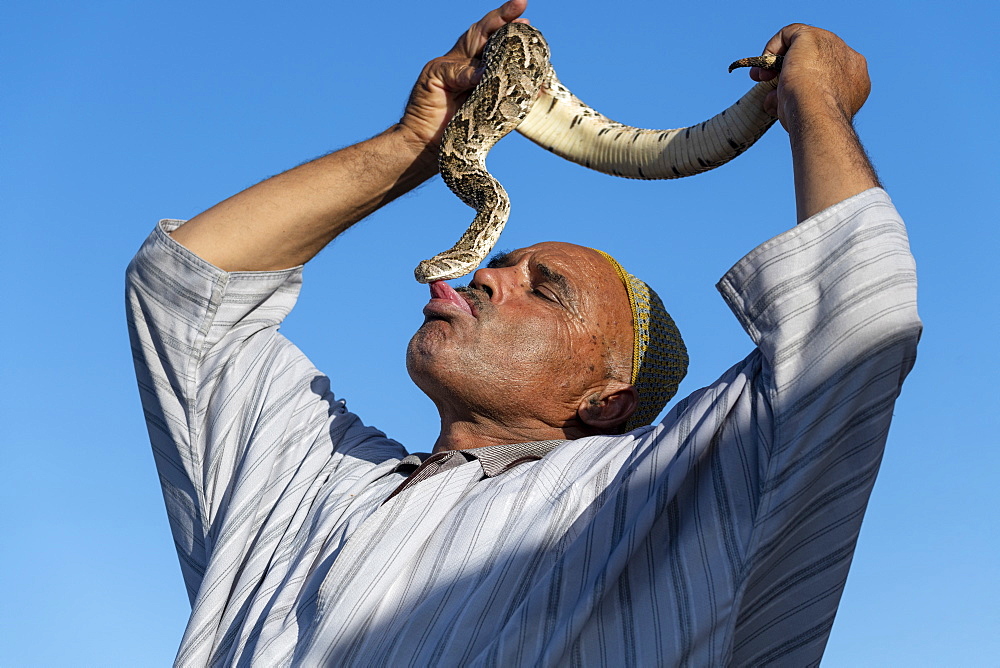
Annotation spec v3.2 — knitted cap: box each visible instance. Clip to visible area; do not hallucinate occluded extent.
[593,249,689,432]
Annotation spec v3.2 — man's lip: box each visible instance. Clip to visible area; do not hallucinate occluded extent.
[426,281,477,318]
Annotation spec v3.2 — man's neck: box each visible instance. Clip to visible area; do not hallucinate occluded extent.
[432,415,591,454]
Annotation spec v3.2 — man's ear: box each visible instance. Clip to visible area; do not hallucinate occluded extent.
[577,380,638,433]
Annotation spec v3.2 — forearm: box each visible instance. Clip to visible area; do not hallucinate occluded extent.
[750,24,879,223]
[170,124,437,271]
[787,98,881,223]
[168,1,526,272]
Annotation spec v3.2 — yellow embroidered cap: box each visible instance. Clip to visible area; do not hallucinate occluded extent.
[593,249,689,432]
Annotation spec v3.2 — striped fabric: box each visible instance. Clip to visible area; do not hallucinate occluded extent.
[126,188,920,667]
[385,440,566,501]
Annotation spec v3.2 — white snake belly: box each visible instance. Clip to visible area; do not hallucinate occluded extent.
[414,23,779,283]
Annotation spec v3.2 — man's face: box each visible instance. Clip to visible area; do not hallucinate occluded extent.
[406,242,634,428]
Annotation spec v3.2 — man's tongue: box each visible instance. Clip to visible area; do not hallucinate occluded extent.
[430,281,474,316]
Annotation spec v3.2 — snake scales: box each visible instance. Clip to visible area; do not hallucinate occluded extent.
[414,23,781,283]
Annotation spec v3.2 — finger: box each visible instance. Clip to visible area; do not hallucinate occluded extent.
[762,23,809,58]
[449,0,528,59]
[750,66,778,82]
[498,0,528,22]
[428,60,483,94]
[743,24,802,83]
[453,64,484,92]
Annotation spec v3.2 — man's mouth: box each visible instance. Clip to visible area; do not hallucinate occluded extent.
[424,281,477,319]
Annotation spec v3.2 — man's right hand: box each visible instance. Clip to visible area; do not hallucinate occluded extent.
[399,0,529,152]
[170,1,530,272]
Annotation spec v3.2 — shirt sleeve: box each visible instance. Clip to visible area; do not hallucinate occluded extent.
[715,188,921,661]
[125,220,401,603]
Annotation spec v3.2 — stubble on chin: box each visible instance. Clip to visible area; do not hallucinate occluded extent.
[405,319,456,389]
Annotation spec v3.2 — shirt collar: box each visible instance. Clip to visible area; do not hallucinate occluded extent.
[394,439,567,478]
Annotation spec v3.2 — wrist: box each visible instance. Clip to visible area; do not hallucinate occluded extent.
[388,122,440,180]
[783,90,854,138]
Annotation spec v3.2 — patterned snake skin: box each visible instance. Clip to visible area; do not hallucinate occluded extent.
[414,23,781,283]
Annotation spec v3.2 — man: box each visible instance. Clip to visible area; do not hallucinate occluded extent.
[127,1,920,665]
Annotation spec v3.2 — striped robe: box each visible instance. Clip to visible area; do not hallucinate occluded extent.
[126,188,920,666]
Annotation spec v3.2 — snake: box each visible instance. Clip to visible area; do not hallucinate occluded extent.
[413,22,782,283]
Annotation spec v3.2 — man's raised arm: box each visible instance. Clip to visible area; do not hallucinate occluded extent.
[170,0,529,272]
[749,24,881,222]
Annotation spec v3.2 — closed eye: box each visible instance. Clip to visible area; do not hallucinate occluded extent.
[532,287,561,304]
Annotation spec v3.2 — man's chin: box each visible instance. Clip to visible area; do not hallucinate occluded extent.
[407,332,458,398]
[410,318,449,348]
[406,324,447,375]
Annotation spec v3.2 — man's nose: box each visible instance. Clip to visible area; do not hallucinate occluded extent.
[470,267,508,303]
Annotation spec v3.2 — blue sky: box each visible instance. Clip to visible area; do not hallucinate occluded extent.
[3,0,997,665]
